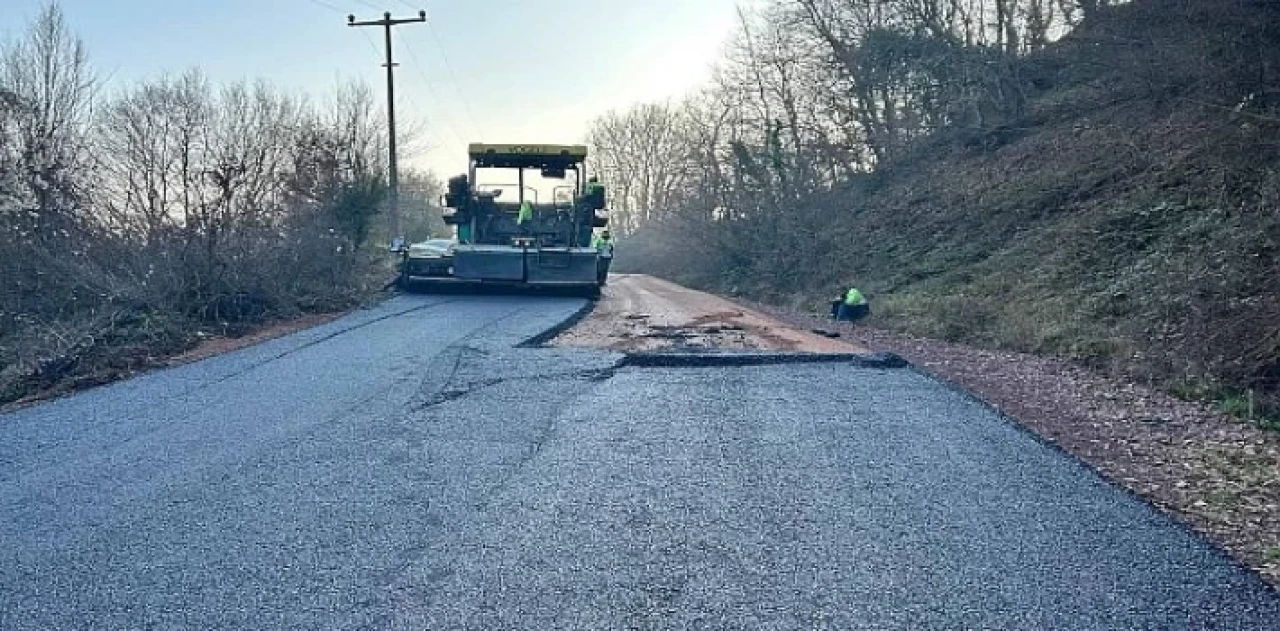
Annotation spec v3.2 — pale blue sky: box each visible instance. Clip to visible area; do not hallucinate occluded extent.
[4,0,745,176]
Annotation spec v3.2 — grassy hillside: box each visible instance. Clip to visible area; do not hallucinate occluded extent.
[621,0,1280,414]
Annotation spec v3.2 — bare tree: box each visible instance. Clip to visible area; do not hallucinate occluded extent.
[0,2,95,239]
[585,102,691,234]
[0,2,103,338]
[0,5,413,401]
[398,169,446,240]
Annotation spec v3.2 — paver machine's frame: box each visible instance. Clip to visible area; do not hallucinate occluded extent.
[400,143,608,295]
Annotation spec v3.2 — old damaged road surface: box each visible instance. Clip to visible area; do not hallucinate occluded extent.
[2,292,1278,629]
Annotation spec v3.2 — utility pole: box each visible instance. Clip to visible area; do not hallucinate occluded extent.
[348,10,426,249]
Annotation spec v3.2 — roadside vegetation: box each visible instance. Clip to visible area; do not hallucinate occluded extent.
[0,5,443,405]
[590,0,1280,585]
[592,0,1280,420]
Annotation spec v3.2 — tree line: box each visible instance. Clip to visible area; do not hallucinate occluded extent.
[588,0,1280,413]
[587,0,1122,239]
[0,5,440,402]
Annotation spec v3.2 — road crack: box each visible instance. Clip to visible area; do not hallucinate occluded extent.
[181,297,466,399]
[413,366,618,411]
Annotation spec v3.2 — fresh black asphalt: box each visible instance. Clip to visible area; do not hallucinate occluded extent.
[1,294,1277,629]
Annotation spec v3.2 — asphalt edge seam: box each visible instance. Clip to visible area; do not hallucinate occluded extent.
[904,362,1280,597]
[516,298,600,348]
[618,351,908,369]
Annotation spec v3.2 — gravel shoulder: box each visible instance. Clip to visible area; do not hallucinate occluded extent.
[745,298,1280,588]
[554,274,864,354]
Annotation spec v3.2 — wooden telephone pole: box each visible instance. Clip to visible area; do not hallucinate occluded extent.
[347,10,426,249]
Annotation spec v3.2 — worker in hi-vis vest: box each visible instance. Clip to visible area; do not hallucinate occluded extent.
[516,200,534,236]
[591,229,614,254]
[585,176,605,199]
[831,285,869,322]
[592,229,614,285]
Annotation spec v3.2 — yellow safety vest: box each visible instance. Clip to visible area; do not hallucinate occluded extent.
[517,201,533,224]
[844,288,866,306]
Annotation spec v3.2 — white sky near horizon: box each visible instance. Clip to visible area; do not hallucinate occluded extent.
[3,0,747,178]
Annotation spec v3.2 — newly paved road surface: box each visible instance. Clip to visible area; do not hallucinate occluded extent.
[2,294,1277,629]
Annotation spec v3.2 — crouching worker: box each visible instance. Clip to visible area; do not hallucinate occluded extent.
[831,285,870,322]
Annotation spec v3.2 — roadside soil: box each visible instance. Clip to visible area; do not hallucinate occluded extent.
[2,310,350,413]
[554,274,865,354]
[742,298,1280,588]
[164,311,348,366]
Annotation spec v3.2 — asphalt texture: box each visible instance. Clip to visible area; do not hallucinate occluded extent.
[2,294,1278,629]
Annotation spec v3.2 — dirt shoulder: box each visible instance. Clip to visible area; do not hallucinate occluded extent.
[740,298,1280,588]
[554,275,865,354]
[163,311,349,366]
[2,309,351,413]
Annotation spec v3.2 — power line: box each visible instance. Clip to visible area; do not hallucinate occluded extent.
[384,2,483,140]
[301,2,412,113]
[350,0,385,12]
[356,28,382,58]
[397,35,470,147]
[383,57,439,160]
[306,3,427,148]
[347,9,427,246]
[301,3,443,161]
[301,0,345,13]
[425,20,483,140]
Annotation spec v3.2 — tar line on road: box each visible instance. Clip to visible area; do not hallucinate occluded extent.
[1,293,1277,630]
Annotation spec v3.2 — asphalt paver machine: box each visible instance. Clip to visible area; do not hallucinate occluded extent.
[405,143,608,294]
